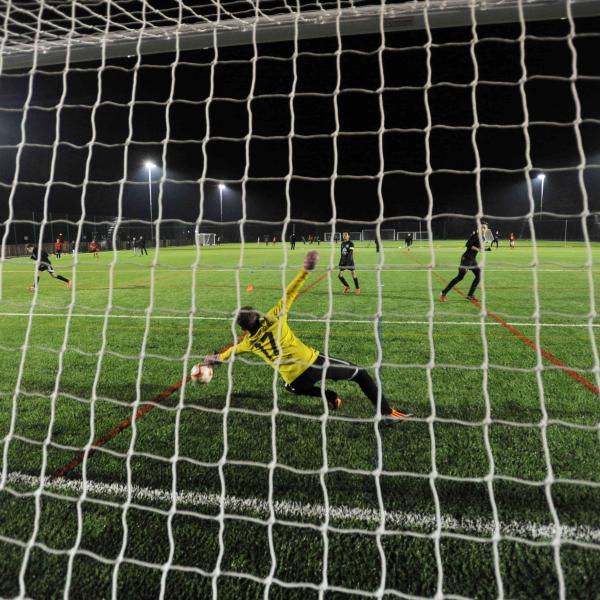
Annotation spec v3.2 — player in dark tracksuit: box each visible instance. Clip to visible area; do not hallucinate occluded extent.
[491,230,500,249]
[26,244,71,291]
[338,232,360,295]
[138,236,148,255]
[439,223,490,302]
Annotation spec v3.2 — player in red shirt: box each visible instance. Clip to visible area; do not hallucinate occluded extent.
[89,239,99,258]
[54,239,62,259]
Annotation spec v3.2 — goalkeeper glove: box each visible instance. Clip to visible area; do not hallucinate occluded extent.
[204,353,221,366]
[304,250,319,271]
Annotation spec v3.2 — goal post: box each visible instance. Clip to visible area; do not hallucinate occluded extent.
[362,229,395,241]
[195,232,216,247]
[414,231,432,244]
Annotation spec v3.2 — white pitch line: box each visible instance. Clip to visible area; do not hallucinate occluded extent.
[0,311,598,328]
[5,472,599,544]
[2,267,598,273]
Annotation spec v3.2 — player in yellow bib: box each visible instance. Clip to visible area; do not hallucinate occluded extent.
[204,251,410,422]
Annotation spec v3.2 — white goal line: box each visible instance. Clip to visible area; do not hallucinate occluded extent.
[5,472,599,546]
[0,311,598,329]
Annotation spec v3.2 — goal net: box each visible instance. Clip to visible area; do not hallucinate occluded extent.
[195,232,216,246]
[414,231,431,242]
[324,232,362,242]
[362,228,396,241]
[1,0,600,598]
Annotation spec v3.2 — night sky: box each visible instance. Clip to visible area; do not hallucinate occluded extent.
[1,11,600,241]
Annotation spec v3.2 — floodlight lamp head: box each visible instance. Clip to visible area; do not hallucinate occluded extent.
[218,184,226,191]
[145,161,156,169]
[537,173,546,181]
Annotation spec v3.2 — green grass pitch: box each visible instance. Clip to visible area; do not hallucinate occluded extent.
[1,240,599,598]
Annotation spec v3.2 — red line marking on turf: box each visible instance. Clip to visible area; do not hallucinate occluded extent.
[52,333,247,480]
[429,270,600,396]
[52,377,189,479]
[298,271,328,297]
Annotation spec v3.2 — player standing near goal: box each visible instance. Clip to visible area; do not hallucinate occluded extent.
[54,239,62,259]
[290,233,296,250]
[338,232,360,295]
[509,232,515,249]
[439,222,491,302]
[202,251,409,422]
[491,230,500,249]
[26,244,72,291]
[138,236,148,256]
[405,232,413,251]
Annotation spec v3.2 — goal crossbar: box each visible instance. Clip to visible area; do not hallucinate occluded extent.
[3,0,600,70]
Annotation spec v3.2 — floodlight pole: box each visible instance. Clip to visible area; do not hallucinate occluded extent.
[218,184,225,241]
[534,173,546,221]
[219,186,224,225]
[146,163,155,241]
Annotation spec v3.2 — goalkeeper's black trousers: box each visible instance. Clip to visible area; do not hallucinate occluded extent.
[284,355,392,415]
[442,266,481,298]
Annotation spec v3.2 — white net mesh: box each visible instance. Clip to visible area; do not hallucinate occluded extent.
[1,0,600,598]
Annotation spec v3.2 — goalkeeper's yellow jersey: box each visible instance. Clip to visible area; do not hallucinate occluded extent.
[218,270,319,384]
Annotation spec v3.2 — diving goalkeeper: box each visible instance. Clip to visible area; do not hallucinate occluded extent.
[203,251,410,422]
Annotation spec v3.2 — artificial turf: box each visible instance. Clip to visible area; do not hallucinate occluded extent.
[1,239,599,598]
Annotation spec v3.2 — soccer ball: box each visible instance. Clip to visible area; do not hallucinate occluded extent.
[190,364,213,385]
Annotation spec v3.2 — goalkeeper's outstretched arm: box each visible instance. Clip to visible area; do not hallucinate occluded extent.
[204,251,319,366]
[267,250,319,319]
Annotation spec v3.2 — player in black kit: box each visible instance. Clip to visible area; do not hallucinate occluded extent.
[439,223,490,302]
[26,244,71,291]
[491,230,500,249]
[338,232,360,295]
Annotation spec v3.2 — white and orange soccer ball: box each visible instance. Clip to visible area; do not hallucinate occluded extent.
[190,364,213,385]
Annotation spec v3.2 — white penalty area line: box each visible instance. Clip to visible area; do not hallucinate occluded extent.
[2,267,598,273]
[5,472,599,544]
[0,311,598,329]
